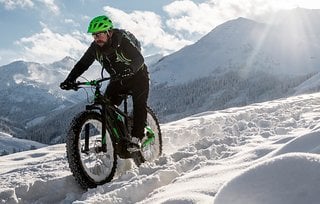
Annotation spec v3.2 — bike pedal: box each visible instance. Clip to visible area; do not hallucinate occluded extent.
[127,143,141,153]
[127,148,140,153]
[127,147,141,153]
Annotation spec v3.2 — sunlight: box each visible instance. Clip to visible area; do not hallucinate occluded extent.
[294,1,320,9]
[242,1,319,76]
[272,0,320,9]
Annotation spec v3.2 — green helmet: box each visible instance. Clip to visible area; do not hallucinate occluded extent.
[87,15,113,33]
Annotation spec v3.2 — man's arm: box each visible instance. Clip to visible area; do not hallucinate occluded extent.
[65,43,96,81]
[117,36,144,73]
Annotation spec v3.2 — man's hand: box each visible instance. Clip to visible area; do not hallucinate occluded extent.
[60,80,75,90]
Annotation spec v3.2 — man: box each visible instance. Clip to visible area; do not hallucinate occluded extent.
[60,15,149,151]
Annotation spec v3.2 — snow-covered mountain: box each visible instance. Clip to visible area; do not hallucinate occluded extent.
[0,131,46,155]
[0,58,72,126]
[149,8,320,121]
[1,92,320,203]
[1,8,320,146]
[151,8,320,86]
[0,56,101,133]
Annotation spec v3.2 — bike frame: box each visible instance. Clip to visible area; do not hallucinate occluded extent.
[75,77,132,152]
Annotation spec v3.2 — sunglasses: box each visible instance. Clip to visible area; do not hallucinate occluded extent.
[92,31,107,37]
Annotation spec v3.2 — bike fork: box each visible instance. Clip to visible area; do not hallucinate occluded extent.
[101,105,107,152]
[84,124,90,152]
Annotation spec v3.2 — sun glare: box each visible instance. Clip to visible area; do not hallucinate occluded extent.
[245,0,319,75]
[297,1,320,9]
[266,0,320,11]
[277,0,320,9]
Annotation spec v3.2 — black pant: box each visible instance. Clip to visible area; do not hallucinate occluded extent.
[104,67,149,140]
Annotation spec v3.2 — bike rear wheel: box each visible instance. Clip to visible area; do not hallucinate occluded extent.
[133,106,162,166]
[66,111,117,189]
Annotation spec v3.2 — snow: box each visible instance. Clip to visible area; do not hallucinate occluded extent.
[1,92,320,203]
[294,72,320,94]
[0,132,47,155]
[214,153,320,204]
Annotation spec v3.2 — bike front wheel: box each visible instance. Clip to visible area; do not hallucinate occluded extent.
[66,111,117,189]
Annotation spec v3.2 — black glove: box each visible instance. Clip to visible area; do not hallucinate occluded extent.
[60,80,75,90]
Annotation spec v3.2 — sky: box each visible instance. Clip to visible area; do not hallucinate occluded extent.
[1,0,320,66]
[1,91,320,203]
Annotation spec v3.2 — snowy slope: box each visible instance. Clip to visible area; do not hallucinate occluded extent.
[0,132,47,155]
[148,9,320,122]
[151,9,320,86]
[293,72,320,94]
[1,92,320,203]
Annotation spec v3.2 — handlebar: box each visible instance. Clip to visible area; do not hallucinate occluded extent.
[75,77,111,87]
[64,77,111,91]
[73,72,134,90]
[62,72,135,91]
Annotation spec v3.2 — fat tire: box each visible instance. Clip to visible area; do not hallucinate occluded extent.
[133,106,162,166]
[66,111,117,189]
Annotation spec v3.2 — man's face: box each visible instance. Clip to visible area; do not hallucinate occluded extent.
[92,31,109,47]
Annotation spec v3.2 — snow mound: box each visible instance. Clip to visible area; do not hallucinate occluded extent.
[273,132,320,156]
[214,153,320,204]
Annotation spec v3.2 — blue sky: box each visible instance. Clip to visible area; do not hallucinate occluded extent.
[1,0,319,66]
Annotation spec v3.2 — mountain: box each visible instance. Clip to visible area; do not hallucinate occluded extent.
[148,9,320,121]
[144,53,165,67]
[0,59,73,140]
[2,8,320,146]
[151,9,320,86]
[0,131,46,155]
[1,92,320,203]
[0,56,102,133]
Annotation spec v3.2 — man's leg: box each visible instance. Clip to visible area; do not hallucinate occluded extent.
[104,80,123,106]
[131,70,149,140]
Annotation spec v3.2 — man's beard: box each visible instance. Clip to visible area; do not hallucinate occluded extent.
[96,40,105,46]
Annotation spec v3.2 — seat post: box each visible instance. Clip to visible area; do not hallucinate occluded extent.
[123,94,128,115]
[123,94,130,131]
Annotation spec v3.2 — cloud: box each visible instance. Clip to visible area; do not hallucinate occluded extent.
[0,0,59,14]
[163,0,320,36]
[15,24,89,63]
[40,0,59,14]
[0,48,24,64]
[103,6,192,54]
[164,0,218,35]
[163,0,268,35]
[0,0,34,9]
[64,18,80,27]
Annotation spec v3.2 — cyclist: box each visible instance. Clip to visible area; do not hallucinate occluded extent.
[60,15,149,151]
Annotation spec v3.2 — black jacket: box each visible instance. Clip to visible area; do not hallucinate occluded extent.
[66,29,145,81]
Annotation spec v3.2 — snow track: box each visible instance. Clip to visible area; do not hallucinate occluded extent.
[1,93,320,203]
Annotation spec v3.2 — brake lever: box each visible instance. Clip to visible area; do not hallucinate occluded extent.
[71,82,81,91]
